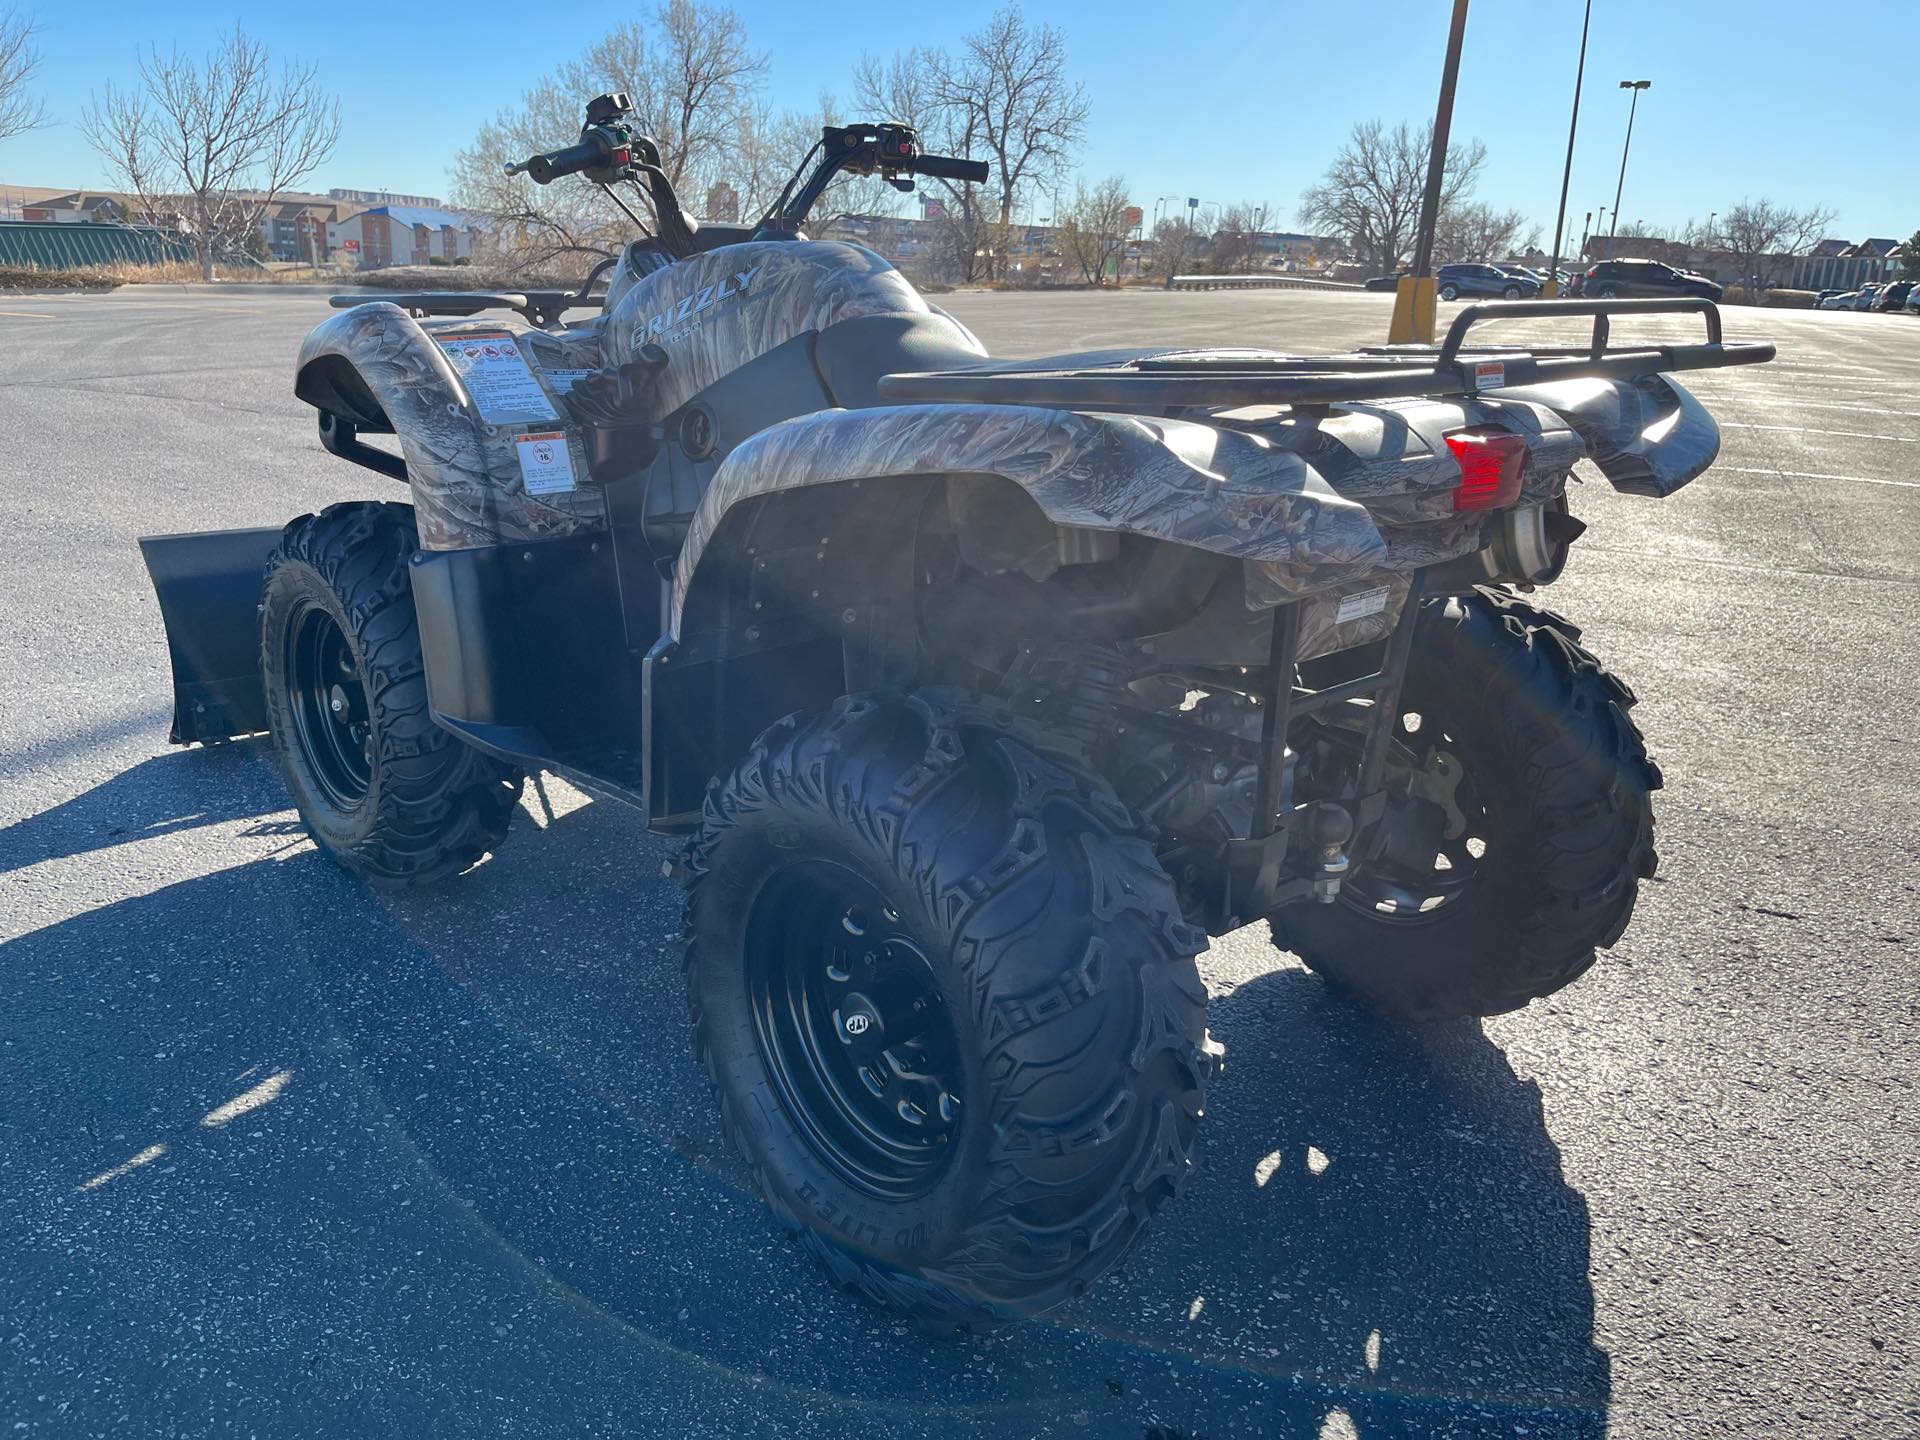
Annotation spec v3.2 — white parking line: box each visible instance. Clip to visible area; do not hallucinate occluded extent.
[1723,423,1917,444]
[1716,465,1920,490]
[1730,400,1920,420]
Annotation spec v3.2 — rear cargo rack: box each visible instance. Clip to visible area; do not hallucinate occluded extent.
[878,297,1773,409]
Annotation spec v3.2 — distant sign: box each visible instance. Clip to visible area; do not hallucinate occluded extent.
[1123,206,1143,230]
[922,196,947,220]
[342,239,360,252]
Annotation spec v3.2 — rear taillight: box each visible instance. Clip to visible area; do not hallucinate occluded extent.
[1445,428,1529,511]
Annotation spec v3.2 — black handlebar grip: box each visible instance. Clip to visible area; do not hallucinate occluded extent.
[916,154,990,184]
[525,137,605,185]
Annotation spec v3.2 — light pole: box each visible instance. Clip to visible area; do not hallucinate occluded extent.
[1606,80,1651,260]
[1390,0,1470,343]
[1545,0,1593,297]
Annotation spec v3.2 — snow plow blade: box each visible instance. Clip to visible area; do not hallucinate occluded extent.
[138,527,282,745]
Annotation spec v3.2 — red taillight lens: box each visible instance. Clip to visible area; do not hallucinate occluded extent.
[1445,428,1529,511]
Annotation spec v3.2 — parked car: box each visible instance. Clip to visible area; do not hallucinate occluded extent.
[1363,272,1407,292]
[1818,290,1860,310]
[1581,259,1724,301]
[1436,263,1539,300]
[1870,279,1913,311]
[1850,285,1880,311]
[1906,286,1920,315]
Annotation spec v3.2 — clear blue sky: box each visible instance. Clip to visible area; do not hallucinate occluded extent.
[2,0,1908,244]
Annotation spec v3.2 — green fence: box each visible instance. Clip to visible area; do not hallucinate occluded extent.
[0,220,261,271]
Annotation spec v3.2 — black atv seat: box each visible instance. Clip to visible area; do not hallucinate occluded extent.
[812,311,1147,410]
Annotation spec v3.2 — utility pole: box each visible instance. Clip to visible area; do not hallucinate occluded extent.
[1545,0,1593,298]
[1390,0,1470,343]
[1606,80,1651,260]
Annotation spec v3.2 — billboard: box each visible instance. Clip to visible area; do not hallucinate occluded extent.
[1123,206,1144,230]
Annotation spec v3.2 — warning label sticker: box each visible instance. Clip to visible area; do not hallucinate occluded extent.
[435,331,558,424]
[1334,585,1392,625]
[514,431,576,495]
[1471,359,1506,391]
[540,367,595,394]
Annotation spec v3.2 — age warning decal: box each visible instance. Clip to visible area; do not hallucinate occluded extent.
[434,331,559,424]
[514,431,576,495]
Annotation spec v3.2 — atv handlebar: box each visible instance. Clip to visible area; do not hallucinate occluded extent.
[915,154,990,184]
[506,136,608,185]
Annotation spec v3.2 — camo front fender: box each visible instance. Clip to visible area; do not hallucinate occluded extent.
[295,301,607,549]
[670,403,1387,635]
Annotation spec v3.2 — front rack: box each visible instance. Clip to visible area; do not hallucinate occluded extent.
[328,289,605,328]
[877,297,1774,409]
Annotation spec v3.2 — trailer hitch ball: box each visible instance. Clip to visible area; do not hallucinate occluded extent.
[1308,801,1355,904]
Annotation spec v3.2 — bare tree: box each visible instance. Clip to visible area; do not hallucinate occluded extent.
[942,7,1086,230]
[0,8,45,146]
[629,0,766,190]
[1149,215,1200,287]
[453,6,764,273]
[1433,202,1538,265]
[1299,119,1486,274]
[1718,198,1838,293]
[1902,230,1920,283]
[1675,215,1720,249]
[863,6,1083,281]
[853,47,992,282]
[82,28,339,280]
[451,80,634,272]
[1207,202,1276,274]
[1058,174,1130,285]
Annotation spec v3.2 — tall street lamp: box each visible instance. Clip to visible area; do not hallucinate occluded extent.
[1606,80,1651,260]
[1390,0,1471,343]
[1545,0,1594,297]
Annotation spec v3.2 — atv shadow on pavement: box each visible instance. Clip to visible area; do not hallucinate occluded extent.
[0,742,293,876]
[3,767,1610,1439]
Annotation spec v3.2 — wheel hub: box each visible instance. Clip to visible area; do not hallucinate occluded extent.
[283,601,373,812]
[837,993,884,1051]
[1343,714,1492,922]
[745,863,963,1200]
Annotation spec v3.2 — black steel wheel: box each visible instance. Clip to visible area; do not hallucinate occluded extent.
[685,689,1218,1327]
[1273,588,1660,1020]
[282,599,374,812]
[745,862,963,1201]
[1336,721,1493,923]
[261,502,521,888]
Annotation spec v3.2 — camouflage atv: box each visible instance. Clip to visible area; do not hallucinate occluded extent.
[140,93,1774,1327]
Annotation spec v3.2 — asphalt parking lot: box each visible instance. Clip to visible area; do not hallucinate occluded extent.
[1,284,1915,1439]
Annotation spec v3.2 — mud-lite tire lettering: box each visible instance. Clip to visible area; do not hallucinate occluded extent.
[1274,585,1660,1020]
[259,501,522,888]
[682,689,1219,1327]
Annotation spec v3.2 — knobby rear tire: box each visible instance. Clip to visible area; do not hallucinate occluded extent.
[1273,587,1660,1021]
[260,501,522,889]
[683,689,1219,1328]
